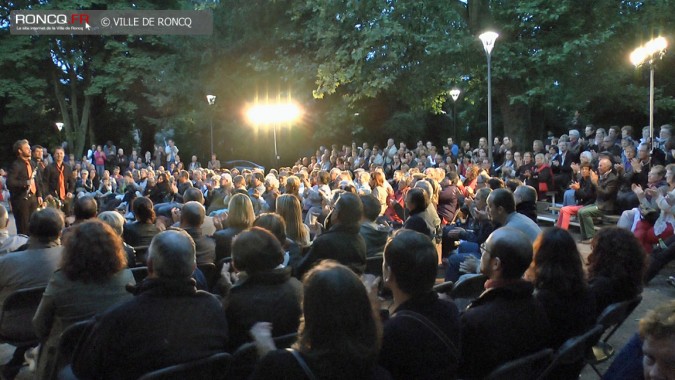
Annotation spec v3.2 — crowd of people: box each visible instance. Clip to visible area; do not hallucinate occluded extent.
[0,122,673,379]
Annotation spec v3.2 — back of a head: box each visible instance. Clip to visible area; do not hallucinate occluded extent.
[62,220,126,283]
[74,195,98,221]
[227,193,254,229]
[253,213,287,245]
[29,208,64,243]
[299,260,377,358]
[334,193,363,225]
[406,188,429,212]
[232,227,284,274]
[488,227,533,280]
[360,195,381,222]
[133,197,156,224]
[487,177,505,190]
[183,187,205,204]
[181,201,205,228]
[514,185,537,204]
[98,211,125,237]
[475,187,492,203]
[414,180,433,199]
[588,227,645,290]
[148,229,196,279]
[384,230,436,296]
[639,300,675,341]
[533,227,585,294]
[490,188,516,214]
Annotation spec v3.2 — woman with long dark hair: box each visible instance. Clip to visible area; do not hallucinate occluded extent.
[250,260,388,379]
[122,197,160,247]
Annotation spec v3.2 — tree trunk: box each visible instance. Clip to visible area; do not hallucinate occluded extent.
[496,90,534,153]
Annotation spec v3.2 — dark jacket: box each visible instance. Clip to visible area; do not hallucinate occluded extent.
[379,292,460,379]
[535,287,596,349]
[72,278,228,380]
[296,223,367,278]
[214,227,245,263]
[594,170,620,213]
[43,162,75,199]
[403,211,431,237]
[184,227,216,265]
[437,184,459,224]
[459,281,551,379]
[359,222,390,257]
[7,158,42,199]
[589,275,641,318]
[574,176,597,206]
[224,267,302,351]
[122,221,160,248]
[516,201,538,224]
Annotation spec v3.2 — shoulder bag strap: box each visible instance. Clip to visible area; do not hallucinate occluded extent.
[286,348,317,380]
[394,310,459,361]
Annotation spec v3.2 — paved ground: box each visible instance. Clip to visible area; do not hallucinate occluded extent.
[0,207,672,379]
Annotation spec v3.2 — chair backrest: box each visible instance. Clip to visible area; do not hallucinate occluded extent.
[537,324,604,379]
[0,286,46,345]
[432,281,454,295]
[138,352,231,380]
[229,333,297,380]
[197,263,218,290]
[48,319,95,380]
[596,295,642,342]
[485,348,553,380]
[131,266,149,283]
[450,274,487,300]
[365,255,383,277]
[134,245,150,266]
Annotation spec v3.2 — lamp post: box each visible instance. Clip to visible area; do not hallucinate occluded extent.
[55,122,64,132]
[245,102,302,167]
[449,88,461,140]
[206,95,216,158]
[630,37,668,149]
[479,31,498,163]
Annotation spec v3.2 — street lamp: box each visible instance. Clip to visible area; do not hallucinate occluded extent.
[479,31,498,163]
[245,101,302,166]
[206,95,216,157]
[449,88,461,140]
[630,36,668,149]
[55,122,64,131]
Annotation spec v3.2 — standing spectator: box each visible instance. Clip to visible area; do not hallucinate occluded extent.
[164,139,179,166]
[115,149,128,171]
[207,154,221,170]
[7,139,41,235]
[93,145,106,177]
[44,147,76,216]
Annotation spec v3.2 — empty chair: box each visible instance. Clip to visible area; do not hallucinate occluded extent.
[538,324,604,379]
[588,295,643,376]
[0,286,46,346]
[138,352,231,380]
[484,348,553,380]
[432,281,454,295]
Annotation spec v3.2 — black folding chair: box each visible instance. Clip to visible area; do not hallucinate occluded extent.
[48,319,95,380]
[588,295,642,377]
[450,274,487,310]
[138,352,232,380]
[432,281,454,295]
[538,324,604,379]
[484,348,553,380]
[0,286,46,346]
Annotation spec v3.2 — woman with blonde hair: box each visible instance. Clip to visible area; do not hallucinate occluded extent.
[214,193,254,262]
[276,194,310,247]
[284,175,303,204]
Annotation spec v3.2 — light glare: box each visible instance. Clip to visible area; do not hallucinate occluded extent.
[246,103,302,125]
[479,31,499,55]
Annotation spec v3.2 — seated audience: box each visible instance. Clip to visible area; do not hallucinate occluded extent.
[122,197,160,247]
[223,227,302,351]
[97,211,136,267]
[213,193,254,262]
[276,194,311,248]
[587,227,645,315]
[32,220,134,380]
[72,229,229,380]
[577,158,620,243]
[359,195,391,257]
[403,188,431,236]
[379,230,460,379]
[459,228,551,378]
[250,261,387,379]
[513,185,538,223]
[180,201,216,265]
[557,162,596,229]
[0,204,27,254]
